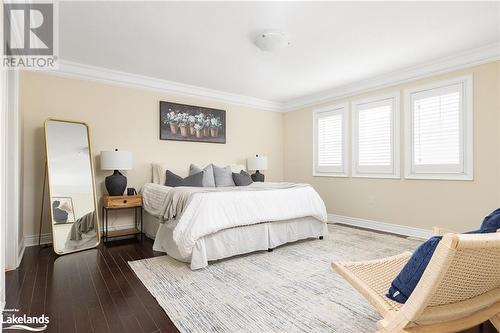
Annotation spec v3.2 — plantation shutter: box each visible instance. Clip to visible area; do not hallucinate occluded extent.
[411,83,463,173]
[353,95,399,176]
[314,107,346,174]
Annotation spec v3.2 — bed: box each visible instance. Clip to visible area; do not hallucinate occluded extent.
[141,164,328,269]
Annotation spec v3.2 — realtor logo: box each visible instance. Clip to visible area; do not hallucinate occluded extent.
[2,308,49,331]
[3,2,58,69]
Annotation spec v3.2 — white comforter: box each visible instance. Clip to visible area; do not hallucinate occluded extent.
[141,182,327,258]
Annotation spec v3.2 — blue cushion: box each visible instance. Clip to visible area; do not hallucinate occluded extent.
[480,208,500,232]
[387,236,442,303]
[387,209,500,304]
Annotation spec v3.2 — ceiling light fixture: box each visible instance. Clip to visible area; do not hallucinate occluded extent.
[254,31,291,52]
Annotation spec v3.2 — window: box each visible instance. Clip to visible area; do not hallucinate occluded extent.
[404,76,473,180]
[352,92,400,178]
[313,104,348,176]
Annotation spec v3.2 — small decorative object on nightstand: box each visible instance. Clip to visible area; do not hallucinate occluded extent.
[100,149,133,196]
[247,154,268,182]
[102,194,143,242]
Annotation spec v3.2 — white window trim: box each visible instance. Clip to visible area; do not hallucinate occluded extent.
[404,75,473,180]
[312,103,349,177]
[351,92,400,179]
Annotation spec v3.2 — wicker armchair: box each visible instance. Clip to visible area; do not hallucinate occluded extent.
[331,228,500,333]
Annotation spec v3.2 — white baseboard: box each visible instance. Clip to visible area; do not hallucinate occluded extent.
[328,213,432,240]
[5,237,26,271]
[105,223,136,232]
[24,232,53,247]
[21,215,429,254]
[17,237,25,266]
[23,223,138,248]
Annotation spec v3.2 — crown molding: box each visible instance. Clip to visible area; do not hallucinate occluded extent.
[283,42,500,112]
[46,60,285,112]
[43,43,498,113]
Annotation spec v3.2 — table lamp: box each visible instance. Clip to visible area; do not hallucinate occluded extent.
[100,149,133,196]
[247,154,268,182]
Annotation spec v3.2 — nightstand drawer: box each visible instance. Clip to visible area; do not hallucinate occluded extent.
[102,195,142,208]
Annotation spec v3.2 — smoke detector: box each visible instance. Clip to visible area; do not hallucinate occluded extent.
[254,31,291,52]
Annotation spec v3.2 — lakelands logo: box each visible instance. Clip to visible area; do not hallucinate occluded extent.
[2,309,49,331]
[2,1,58,69]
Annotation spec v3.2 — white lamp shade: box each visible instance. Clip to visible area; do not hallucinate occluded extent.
[100,150,133,170]
[247,155,268,171]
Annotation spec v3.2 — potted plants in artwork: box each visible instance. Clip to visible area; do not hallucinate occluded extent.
[194,113,205,137]
[188,115,196,135]
[203,117,211,137]
[194,123,204,138]
[177,113,190,137]
[210,116,222,137]
[160,101,226,144]
[165,112,223,138]
[166,111,179,134]
[165,111,223,138]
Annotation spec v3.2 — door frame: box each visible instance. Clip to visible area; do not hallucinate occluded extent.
[3,69,21,272]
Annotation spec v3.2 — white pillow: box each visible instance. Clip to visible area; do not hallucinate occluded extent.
[151,163,166,184]
[230,164,246,173]
[152,163,189,185]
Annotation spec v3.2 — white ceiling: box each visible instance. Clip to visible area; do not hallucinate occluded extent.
[59,1,500,105]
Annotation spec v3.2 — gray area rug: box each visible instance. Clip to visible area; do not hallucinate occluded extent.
[128,224,422,333]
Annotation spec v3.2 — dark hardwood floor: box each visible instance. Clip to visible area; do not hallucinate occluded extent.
[6,237,179,333]
[5,236,498,333]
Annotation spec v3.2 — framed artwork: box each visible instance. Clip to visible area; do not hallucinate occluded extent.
[159,101,226,144]
[51,197,75,224]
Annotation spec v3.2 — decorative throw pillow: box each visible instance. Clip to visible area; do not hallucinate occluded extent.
[387,236,442,303]
[232,170,253,186]
[387,208,500,304]
[480,208,500,232]
[189,164,216,187]
[165,170,203,187]
[212,165,235,187]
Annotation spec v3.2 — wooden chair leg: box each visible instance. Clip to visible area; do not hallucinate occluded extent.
[376,328,408,333]
[490,314,500,331]
[376,316,411,333]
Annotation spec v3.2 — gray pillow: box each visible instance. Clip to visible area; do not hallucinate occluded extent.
[232,170,253,186]
[189,164,215,187]
[212,165,235,187]
[165,170,203,187]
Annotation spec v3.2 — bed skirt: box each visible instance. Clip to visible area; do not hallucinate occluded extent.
[143,212,328,270]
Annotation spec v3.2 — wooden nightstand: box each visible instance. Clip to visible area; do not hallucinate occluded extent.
[102,195,143,242]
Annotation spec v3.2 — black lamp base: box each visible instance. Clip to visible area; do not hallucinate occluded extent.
[251,170,265,182]
[105,170,127,196]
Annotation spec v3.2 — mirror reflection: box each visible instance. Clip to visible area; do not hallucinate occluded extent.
[45,120,100,254]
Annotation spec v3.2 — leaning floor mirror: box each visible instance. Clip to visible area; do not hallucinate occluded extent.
[44,119,100,255]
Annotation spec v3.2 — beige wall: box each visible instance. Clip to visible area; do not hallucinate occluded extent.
[20,61,500,238]
[20,72,284,237]
[284,61,500,232]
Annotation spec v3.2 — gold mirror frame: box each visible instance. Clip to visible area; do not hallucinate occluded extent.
[44,119,101,255]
